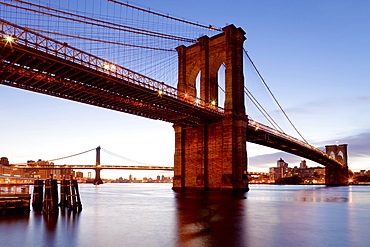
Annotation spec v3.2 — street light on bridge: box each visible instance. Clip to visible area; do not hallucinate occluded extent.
[5,35,14,42]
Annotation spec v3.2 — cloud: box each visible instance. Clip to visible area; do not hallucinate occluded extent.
[248,151,304,170]
[322,130,370,157]
[357,96,370,103]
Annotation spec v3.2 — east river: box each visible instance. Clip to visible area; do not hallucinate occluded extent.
[1,184,369,247]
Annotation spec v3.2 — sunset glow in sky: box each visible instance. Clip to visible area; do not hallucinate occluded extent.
[1,0,370,179]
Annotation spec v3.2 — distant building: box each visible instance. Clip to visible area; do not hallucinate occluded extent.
[0,157,73,179]
[300,159,307,169]
[76,171,84,178]
[353,170,370,183]
[248,172,270,183]
[269,158,292,181]
[0,157,9,166]
[354,170,370,177]
[269,158,325,184]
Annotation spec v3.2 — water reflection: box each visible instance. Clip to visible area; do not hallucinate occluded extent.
[294,187,351,203]
[174,190,247,246]
[1,184,370,247]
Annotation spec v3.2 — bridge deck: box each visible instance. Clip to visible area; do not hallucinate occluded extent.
[0,19,223,125]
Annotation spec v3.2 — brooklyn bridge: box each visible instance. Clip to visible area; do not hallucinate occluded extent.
[0,0,349,190]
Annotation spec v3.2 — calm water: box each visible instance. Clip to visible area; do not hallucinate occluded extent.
[1,184,369,247]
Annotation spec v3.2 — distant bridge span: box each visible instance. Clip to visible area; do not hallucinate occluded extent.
[14,164,174,171]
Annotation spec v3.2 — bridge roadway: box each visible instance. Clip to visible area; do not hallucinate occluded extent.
[0,19,222,126]
[0,19,345,170]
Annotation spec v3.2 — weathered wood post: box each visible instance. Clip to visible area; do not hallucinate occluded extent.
[66,178,72,209]
[72,179,83,211]
[69,175,77,210]
[43,178,51,213]
[59,177,68,208]
[43,175,58,214]
[32,179,44,211]
[51,176,58,211]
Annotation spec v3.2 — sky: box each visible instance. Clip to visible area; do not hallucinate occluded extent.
[1,0,370,179]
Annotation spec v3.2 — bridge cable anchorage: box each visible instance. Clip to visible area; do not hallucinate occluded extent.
[244,49,309,144]
[107,0,222,32]
[244,86,285,133]
[46,148,96,162]
[101,148,157,167]
[2,1,196,43]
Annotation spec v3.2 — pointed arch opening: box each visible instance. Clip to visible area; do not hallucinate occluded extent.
[217,63,226,108]
[330,151,335,158]
[195,71,201,99]
[337,151,344,162]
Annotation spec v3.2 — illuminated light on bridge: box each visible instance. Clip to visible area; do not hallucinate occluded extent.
[103,63,116,71]
[5,35,14,42]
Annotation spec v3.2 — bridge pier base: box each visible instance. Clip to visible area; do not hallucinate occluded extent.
[172,116,249,191]
[93,168,103,185]
[325,166,349,186]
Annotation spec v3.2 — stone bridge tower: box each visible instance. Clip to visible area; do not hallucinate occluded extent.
[173,25,248,191]
[325,144,349,185]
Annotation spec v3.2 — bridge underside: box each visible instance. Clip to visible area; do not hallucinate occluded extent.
[247,127,349,185]
[0,41,222,126]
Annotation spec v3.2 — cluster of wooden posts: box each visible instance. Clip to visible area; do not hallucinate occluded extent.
[32,175,82,213]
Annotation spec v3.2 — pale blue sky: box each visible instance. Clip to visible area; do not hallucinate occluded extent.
[1,0,370,179]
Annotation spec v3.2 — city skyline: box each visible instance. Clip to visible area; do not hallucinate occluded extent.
[1,0,370,179]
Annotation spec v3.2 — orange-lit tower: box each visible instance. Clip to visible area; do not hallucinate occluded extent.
[173,25,248,191]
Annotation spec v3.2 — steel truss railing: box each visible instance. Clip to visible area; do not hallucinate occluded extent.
[0,19,223,114]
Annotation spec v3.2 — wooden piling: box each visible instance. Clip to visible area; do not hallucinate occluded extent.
[52,177,58,210]
[43,178,52,213]
[59,177,68,208]
[72,179,82,211]
[42,175,58,214]
[31,174,83,213]
[32,179,44,211]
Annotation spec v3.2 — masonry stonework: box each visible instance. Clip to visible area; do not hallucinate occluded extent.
[325,144,349,185]
[173,25,248,190]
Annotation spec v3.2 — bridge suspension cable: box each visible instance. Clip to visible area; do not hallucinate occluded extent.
[244,49,308,143]
[23,28,175,52]
[101,148,156,167]
[47,148,96,162]
[216,62,283,132]
[2,0,196,43]
[244,86,285,133]
[107,0,222,31]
